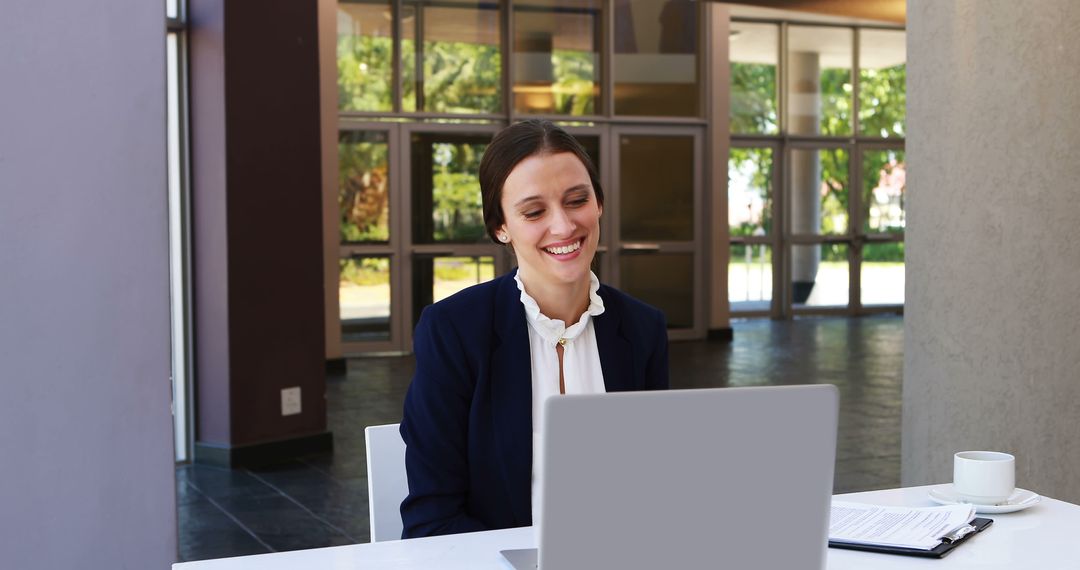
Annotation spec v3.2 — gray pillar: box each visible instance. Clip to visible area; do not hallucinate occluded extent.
[904,0,1080,503]
[788,51,821,303]
[0,0,175,567]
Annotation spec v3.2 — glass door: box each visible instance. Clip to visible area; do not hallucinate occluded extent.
[609,126,705,340]
[400,123,508,351]
[337,124,402,354]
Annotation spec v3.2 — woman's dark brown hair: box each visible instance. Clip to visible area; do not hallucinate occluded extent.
[479,119,604,243]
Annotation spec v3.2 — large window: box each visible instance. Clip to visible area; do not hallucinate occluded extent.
[334,0,708,353]
[336,0,706,120]
[728,21,905,317]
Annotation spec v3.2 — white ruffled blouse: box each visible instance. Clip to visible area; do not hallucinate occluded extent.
[514,270,607,525]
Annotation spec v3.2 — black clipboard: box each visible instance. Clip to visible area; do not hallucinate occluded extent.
[828,517,993,559]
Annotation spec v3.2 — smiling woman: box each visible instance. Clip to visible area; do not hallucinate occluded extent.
[397,120,670,539]
[498,153,601,321]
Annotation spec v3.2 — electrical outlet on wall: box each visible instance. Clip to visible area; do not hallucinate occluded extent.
[281,387,302,416]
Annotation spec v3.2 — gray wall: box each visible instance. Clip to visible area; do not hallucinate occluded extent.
[0,1,177,568]
[903,0,1080,502]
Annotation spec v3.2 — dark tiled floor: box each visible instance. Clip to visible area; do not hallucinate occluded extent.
[177,316,903,562]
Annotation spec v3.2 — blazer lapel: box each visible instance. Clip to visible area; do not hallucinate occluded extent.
[490,271,533,524]
[595,286,635,392]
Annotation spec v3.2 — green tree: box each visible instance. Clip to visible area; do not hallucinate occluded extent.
[730,62,778,134]
[859,64,906,242]
[337,33,393,111]
[402,39,501,114]
[339,137,390,242]
[432,143,487,242]
[729,62,777,238]
[860,64,907,138]
[552,49,596,115]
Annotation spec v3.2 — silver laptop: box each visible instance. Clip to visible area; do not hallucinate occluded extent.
[501,384,838,570]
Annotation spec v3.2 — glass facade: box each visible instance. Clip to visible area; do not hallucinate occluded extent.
[331,4,904,350]
[729,20,905,316]
[334,0,708,351]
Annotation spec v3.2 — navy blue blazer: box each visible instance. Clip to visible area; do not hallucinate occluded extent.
[399,270,669,538]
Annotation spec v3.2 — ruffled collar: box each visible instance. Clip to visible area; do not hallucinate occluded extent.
[514,270,605,346]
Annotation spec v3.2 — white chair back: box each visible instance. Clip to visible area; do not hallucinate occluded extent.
[364,423,408,542]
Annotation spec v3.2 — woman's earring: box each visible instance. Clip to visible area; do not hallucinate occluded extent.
[498,233,510,243]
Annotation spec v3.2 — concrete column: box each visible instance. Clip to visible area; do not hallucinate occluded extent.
[190,0,330,467]
[904,0,1080,502]
[0,0,175,566]
[788,51,821,303]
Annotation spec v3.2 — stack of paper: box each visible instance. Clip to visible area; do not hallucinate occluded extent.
[829,501,977,551]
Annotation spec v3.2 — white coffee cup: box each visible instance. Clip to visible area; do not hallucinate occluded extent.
[953,451,1015,504]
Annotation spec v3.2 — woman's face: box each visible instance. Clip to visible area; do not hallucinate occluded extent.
[498,151,601,289]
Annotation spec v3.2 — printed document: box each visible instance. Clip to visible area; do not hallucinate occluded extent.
[829,501,976,550]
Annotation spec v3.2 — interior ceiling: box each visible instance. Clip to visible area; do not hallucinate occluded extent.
[718,0,905,25]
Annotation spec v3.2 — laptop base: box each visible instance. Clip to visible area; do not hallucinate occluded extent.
[499,548,537,570]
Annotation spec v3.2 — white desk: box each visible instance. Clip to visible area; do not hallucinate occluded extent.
[174,485,1080,569]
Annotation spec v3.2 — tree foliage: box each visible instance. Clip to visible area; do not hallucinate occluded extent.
[339,139,390,242]
[431,143,487,242]
[730,63,778,135]
[403,39,501,114]
[551,49,597,115]
[860,64,906,138]
[340,257,390,287]
[338,33,393,111]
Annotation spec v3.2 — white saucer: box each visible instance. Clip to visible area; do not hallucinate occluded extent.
[928,484,1041,514]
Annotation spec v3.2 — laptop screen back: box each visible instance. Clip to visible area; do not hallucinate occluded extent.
[537,385,838,570]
